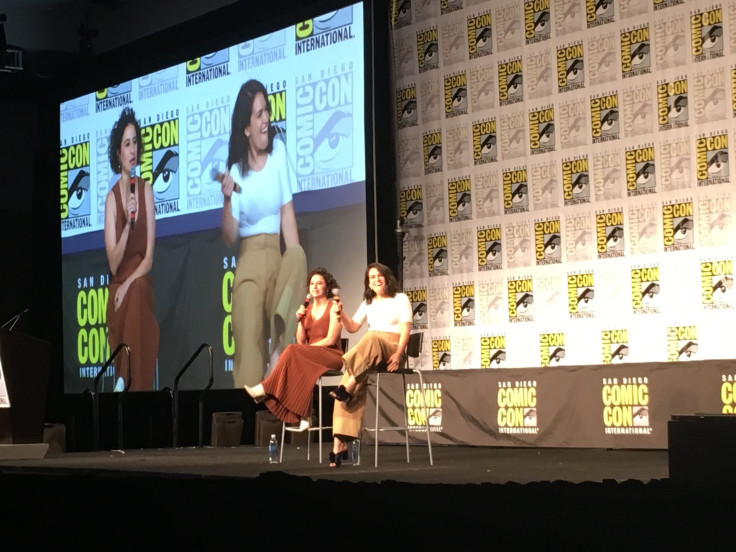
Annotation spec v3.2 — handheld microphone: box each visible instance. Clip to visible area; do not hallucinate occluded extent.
[297,294,312,320]
[129,166,136,229]
[1,308,30,331]
[332,288,342,315]
[210,163,241,193]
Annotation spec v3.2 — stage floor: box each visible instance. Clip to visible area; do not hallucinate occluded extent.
[0,443,669,484]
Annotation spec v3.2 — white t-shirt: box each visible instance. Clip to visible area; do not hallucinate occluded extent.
[353,293,412,333]
[229,138,295,238]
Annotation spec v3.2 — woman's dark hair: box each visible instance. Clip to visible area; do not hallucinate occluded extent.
[363,262,399,303]
[108,107,143,174]
[307,267,339,299]
[227,79,274,176]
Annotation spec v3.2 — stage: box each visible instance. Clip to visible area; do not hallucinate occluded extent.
[0,443,731,547]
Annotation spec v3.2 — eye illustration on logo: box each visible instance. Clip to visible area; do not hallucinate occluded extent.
[600,109,618,133]
[707,150,728,176]
[428,408,442,426]
[611,344,629,363]
[638,222,657,241]
[668,95,687,121]
[577,287,594,310]
[673,217,693,241]
[524,407,537,426]
[704,88,724,119]
[642,282,659,304]
[636,162,655,187]
[412,302,427,325]
[401,99,417,121]
[595,0,613,18]
[512,183,528,205]
[702,24,723,52]
[315,110,353,172]
[566,59,584,83]
[712,276,733,302]
[572,173,589,196]
[678,340,698,359]
[200,50,228,68]
[423,42,438,65]
[664,34,685,61]
[632,102,651,128]
[462,297,475,320]
[395,0,411,26]
[452,87,467,110]
[68,169,90,216]
[433,247,448,268]
[406,200,423,222]
[476,27,492,52]
[426,145,442,170]
[544,234,561,257]
[152,149,179,201]
[486,241,502,261]
[476,80,494,108]
[535,11,550,35]
[633,406,649,426]
[439,352,451,369]
[550,346,565,362]
[140,67,178,87]
[563,1,579,23]
[597,51,615,76]
[631,42,650,68]
[507,73,523,98]
[575,230,591,250]
[490,349,506,364]
[456,192,471,216]
[314,8,353,32]
[514,237,530,256]
[481,133,496,156]
[516,292,534,314]
[606,226,623,249]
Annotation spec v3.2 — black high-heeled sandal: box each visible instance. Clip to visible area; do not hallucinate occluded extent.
[329,385,353,405]
[329,448,349,468]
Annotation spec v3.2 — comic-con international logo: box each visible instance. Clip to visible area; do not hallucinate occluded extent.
[427,233,449,277]
[701,259,734,310]
[621,25,651,79]
[391,0,412,29]
[452,283,475,327]
[524,0,551,44]
[568,272,594,318]
[631,265,660,314]
[656,77,688,130]
[295,8,355,54]
[295,70,354,189]
[75,278,111,381]
[556,42,585,94]
[480,335,506,367]
[508,277,534,322]
[467,10,493,60]
[396,84,418,129]
[95,83,132,114]
[186,50,231,87]
[222,256,236,370]
[498,57,523,106]
[416,26,439,73]
[562,156,590,206]
[721,373,736,413]
[667,325,698,361]
[625,145,656,197]
[238,30,286,71]
[444,71,468,118]
[696,133,729,187]
[447,176,471,222]
[138,67,180,101]
[61,96,90,123]
[440,0,463,14]
[602,329,629,364]
[60,140,92,233]
[590,93,619,143]
[399,186,423,228]
[595,209,625,259]
[653,0,681,10]
[662,200,694,251]
[534,218,561,265]
[472,118,497,165]
[690,8,723,63]
[422,129,442,174]
[529,106,555,155]
[407,288,428,329]
[477,226,502,271]
[432,337,451,370]
[497,381,538,434]
[540,332,565,366]
[502,167,529,214]
[405,382,443,432]
[602,377,651,434]
[585,0,615,28]
[140,118,180,216]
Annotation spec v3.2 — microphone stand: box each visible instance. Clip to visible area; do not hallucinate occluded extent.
[395,217,407,290]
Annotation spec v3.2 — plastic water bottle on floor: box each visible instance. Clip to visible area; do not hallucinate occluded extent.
[351,438,360,465]
[268,434,279,464]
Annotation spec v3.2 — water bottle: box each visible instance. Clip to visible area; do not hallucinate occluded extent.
[268,434,279,464]
[351,438,360,465]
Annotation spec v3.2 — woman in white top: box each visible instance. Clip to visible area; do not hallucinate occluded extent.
[328,262,412,467]
[218,79,307,387]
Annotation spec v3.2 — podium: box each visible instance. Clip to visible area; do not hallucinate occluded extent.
[0,328,51,458]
